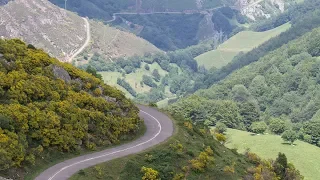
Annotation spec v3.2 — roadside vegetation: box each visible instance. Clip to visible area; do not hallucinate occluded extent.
[70,112,302,180]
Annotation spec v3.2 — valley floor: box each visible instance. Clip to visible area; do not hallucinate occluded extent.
[225,128,320,180]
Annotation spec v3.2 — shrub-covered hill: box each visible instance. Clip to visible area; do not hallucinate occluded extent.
[0,39,141,177]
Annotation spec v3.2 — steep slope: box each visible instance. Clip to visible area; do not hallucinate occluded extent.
[171,24,320,148]
[236,0,293,21]
[0,39,142,179]
[0,0,160,63]
[196,22,291,69]
[75,20,161,64]
[0,0,87,61]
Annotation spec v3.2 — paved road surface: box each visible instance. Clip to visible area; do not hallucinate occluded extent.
[67,18,91,63]
[35,105,174,180]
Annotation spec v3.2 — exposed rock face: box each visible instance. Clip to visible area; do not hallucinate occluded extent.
[52,65,71,83]
[0,0,86,61]
[236,0,290,21]
[104,96,117,103]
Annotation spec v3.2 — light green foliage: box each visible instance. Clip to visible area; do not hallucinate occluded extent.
[196,23,291,69]
[269,118,289,135]
[250,122,268,134]
[215,122,227,134]
[169,95,241,128]
[282,130,298,144]
[0,39,140,174]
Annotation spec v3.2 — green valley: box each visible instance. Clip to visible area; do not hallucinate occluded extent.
[1,0,319,180]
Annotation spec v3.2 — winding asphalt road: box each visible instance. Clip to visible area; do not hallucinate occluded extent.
[35,105,174,180]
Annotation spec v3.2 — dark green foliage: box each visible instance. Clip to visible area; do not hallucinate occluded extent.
[215,122,227,134]
[212,10,234,35]
[148,102,157,108]
[144,64,150,71]
[117,78,137,97]
[142,75,157,88]
[307,30,320,57]
[118,14,204,51]
[281,130,298,144]
[303,120,320,145]
[269,118,289,135]
[250,122,267,134]
[273,153,288,179]
[152,69,161,82]
[169,96,241,128]
[239,102,260,130]
[86,65,102,80]
[0,114,13,131]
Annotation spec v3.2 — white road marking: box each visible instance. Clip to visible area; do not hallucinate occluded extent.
[47,110,161,180]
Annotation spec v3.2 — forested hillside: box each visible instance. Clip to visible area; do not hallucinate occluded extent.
[201,0,320,90]
[170,23,320,147]
[0,39,141,179]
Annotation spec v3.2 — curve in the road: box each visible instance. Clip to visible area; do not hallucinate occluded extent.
[67,18,91,63]
[35,105,174,180]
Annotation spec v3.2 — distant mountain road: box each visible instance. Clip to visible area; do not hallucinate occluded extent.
[67,17,91,62]
[35,105,174,180]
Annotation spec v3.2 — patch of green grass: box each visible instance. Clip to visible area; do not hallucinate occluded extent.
[23,123,146,180]
[70,114,253,180]
[99,62,177,99]
[225,128,320,180]
[196,23,291,69]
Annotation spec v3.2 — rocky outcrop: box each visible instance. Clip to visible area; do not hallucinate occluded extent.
[52,65,71,83]
[236,0,290,21]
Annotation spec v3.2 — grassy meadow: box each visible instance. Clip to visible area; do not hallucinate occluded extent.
[225,128,320,180]
[196,23,291,69]
[99,62,177,99]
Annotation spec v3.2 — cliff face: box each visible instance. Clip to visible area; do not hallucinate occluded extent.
[0,0,87,61]
[236,0,292,21]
